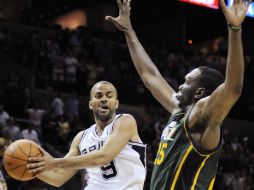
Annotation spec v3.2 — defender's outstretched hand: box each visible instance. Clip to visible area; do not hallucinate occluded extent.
[105,0,133,33]
[27,146,57,175]
[220,0,252,26]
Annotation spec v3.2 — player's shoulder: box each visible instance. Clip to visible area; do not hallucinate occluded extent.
[73,130,87,142]
[114,114,137,131]
[76,130,84,137]
[117,113,136,123]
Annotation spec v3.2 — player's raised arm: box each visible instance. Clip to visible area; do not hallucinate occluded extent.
[106,0,178,113]
[29,131,83,187]
[188,0,251,147]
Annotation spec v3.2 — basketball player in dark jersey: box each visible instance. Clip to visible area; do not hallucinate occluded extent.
[106,0,251,189]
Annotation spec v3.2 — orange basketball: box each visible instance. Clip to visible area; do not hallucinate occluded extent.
[3,139,43,181]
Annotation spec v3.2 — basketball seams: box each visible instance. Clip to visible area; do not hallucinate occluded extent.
[34,151,42,157]
[29,142,32,158]
[6,165,33,181]
[16,145,30,157]
[4,154,27,162]
[6,165,26,172]
[20,167,30,180]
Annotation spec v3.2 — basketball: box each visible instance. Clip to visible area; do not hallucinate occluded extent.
[3,139,43,181]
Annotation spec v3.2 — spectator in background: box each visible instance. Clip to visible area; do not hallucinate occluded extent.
[57,116,70,142]
[86,61,97,88]
[5,73,19,95]
[64,50,79,84]
[65,91,80,118]
[51,58,65,83]
[1,117,22,141]
[0,137,9,189]
[0,104,9,129]
[51,92,64,120]
[25,100,46,135]
[48,39,65,83]
[21,124,41,145]
[0,136,11,162]
[69,31,82,57]
[0,129,12,147]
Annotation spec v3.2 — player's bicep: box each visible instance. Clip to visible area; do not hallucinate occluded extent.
[100,115,136,162]
[143,73,177,113]
[199,83,240,123]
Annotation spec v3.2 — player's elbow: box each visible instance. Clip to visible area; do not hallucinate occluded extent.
[49,176,68,187]
[43,179,66,187]
[94,151,113,166]
[230,85,243,99]
[225,84,243,99]
[141,73,150,87]
[53,182,65,188]
[142,73,158,89]
[96,158,111,166]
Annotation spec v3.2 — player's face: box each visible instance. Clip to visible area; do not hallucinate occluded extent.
[89,83,119,121]
[175,68,201,110]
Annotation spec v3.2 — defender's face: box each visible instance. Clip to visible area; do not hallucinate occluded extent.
[175,68,201,110]
[89,83,119,121]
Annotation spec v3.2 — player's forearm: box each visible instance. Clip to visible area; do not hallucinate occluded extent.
[55,151,109,169]
[37,168,76,187]
[124,30,161,79]
[225,27,244,96]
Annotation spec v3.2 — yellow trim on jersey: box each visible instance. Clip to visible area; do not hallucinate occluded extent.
[170,145,193,190]
[208,177,215,190]
[191,155,211,190]
[171,112,185,118]
[183,115,216,157]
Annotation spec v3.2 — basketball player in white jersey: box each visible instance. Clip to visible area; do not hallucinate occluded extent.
[27,81,146,190]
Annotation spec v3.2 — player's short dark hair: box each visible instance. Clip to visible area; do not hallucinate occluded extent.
[90,81,118,99]
[197,66,224,96]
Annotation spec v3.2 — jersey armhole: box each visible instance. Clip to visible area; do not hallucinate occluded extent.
[79,129,88,151]
[110,114,124,133]
[183,111,222,156]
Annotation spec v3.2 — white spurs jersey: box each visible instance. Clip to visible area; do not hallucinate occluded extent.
[79,114,146,190]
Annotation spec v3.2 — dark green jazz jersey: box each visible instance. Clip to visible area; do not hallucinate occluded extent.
[150,112,222,190]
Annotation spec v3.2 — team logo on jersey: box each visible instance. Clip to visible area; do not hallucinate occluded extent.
[161,121,178,141]
[81,141,105,155]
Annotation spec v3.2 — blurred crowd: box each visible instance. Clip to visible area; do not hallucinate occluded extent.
[0,22,254,190]
[1,24,254,119]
